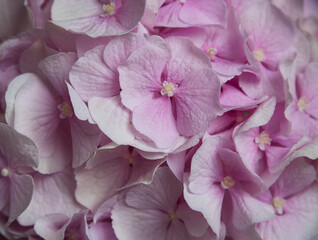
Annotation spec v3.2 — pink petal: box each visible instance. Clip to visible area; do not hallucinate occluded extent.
[51,0,102,20]
[17,169,82,226]
[180,0,227,27]
[125,167,182,212]
[118,42,170,111]
[8,73,72,174]
[70,46,119,102]
[103,33,148,72]
[176,201,209,237]
[240,1,295,67]
[184,180,224,237]
[155,1,187,28]
[88,96,135,145]
[39,52,77,98]
[272,158,316,198]
[75,146,130,211]
[132,96,180,149]
[0,123,38,168]
[69,119,101,168]
[257,184,318,240]
[34,214,69,240]
[112,200,169,240]
[165,37,222,136]
[18,81,71,172]
[90,222,117,240]
[66,83,94,123]
[230,188,275,230]
[9,174,33,223]
[220,84,263,110]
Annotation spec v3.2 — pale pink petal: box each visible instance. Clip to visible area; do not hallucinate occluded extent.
[51,0,102,20]
[103,33,148,72]
[5,73,34,126]
[125,167,182,211]
[90,222,117,240]
[69,119,101,168]
[0,123,38,168]
[188,136,232,194]
[272,158,316,198]
[11,74,72,174]
[112,201,169,240]
[212,59,245,82]
[6,74,71,173]
[9,174,33,223]
[180,0,227,27]
[88,96,135,145]
[230,188,275,230]
[166,151,187,182]
[257,184,318,240]
[123,154,164,188]
[165,37,222,136]
[76,35,113,58]
[52,0,146,37]
[45,22,80,53]
[132,96,180,149]
[17,169,82,226]
[39,52,77,98]
[75,146,130,211]
[19,40,54,75]
[220,84,263,110]
[166,219,192,240]
[184,180,224,237]
[176,201,209,238]
[34,214,69,240]
[118,42,170,111]
[66,83,94,123]
[240,1,295,67]
[155,1,187,28]
[70,46,119,102]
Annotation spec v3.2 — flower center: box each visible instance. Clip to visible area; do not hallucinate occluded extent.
[168,212,178,221]
[272,197,285,215]
[1,168,9,177]
[206,48,217,60]
[255,131,271,151]
[179,0,186,3]
[101,2,116,17]
[160,81,178,97]
[57,101,73,119]
[297,96,310,111]
[253,48,266,62]
[126,154,134,166]
[65,229,78,240]
[221,176,235,189]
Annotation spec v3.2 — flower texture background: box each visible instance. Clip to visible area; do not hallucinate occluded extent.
[1,0,318,239]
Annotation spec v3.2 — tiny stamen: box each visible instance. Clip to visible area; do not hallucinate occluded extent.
[101,2,116,17]
[161,81,178,97]
[221,176,235,189]
[57,101,73,119]
[1,168,9,177]
[255,131,272,151]
[297,96,310,111]
[272,197,285,215]
[253,48,266,62]
[206,48,217,60]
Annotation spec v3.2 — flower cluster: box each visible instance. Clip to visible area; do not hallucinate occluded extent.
[1,0,318,239]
